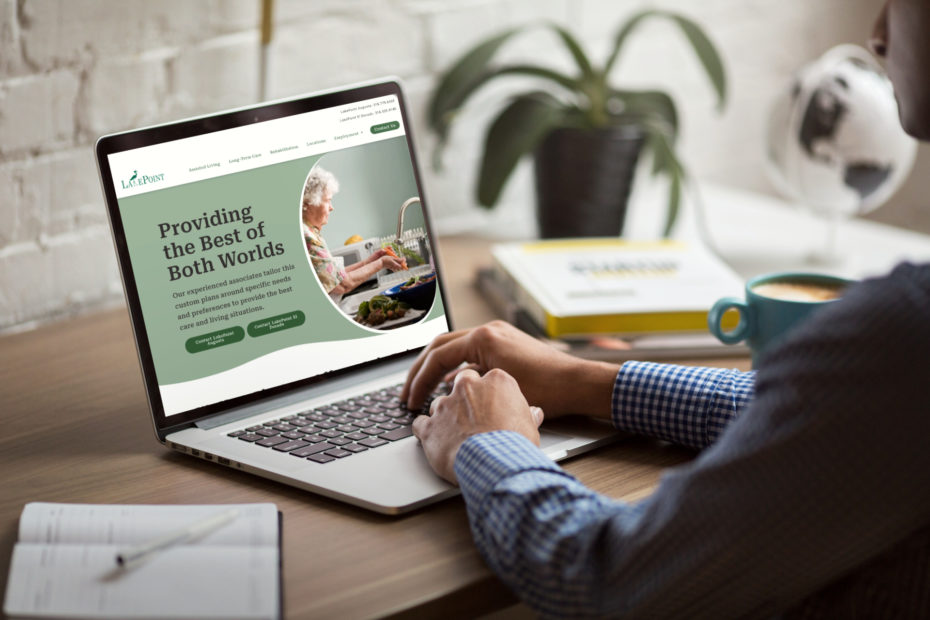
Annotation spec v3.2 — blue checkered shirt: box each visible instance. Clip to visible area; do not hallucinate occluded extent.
[455,264,930,619]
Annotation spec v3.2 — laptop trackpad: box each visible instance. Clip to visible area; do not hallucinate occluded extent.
[539,429,572,450]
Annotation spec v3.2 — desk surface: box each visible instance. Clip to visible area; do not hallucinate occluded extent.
[0,235,748,619]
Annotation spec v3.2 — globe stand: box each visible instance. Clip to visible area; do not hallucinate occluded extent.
[806,209,844,266]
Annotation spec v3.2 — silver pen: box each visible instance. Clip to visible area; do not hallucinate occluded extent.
[115,508,240,568]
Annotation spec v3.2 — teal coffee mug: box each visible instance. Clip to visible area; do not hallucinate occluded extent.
[708,272,854,366]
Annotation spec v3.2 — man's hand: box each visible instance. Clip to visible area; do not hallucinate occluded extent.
[412,368,544,484]
[401,321,620,420]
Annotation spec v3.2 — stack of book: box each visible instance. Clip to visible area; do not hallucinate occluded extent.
[476,239,749,361]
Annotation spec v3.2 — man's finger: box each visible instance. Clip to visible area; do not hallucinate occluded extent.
[404,334,480,410]
[530,406,545,427]
[442,363,480,384]
[400,329,468,402]
[412,414,430,440]
[429,394,446,415]
[452,366,481,387]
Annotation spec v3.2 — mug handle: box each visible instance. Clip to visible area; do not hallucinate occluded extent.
[708,297,753,345]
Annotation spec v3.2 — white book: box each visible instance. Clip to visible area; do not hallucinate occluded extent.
[3,502,281,619]
[492,239,744,338]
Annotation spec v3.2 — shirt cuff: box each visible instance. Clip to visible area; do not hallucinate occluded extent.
[454,431,565,504]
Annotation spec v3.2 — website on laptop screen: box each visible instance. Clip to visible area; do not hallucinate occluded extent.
[107,94,449,417]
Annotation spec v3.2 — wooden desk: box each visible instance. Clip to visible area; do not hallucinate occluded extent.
[0,236,749,619]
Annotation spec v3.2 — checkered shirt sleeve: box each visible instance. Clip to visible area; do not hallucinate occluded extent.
[456,431,648,618]
[613,361,756,449]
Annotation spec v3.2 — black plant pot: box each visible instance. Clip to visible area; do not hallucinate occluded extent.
[533,126,645,238]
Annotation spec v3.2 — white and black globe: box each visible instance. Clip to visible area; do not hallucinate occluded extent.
[766,45,917,218]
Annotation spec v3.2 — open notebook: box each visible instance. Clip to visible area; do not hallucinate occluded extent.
[3,503,281,619]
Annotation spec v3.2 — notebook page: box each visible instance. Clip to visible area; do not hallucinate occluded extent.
[3,544,279,619]
[17,502,278,547]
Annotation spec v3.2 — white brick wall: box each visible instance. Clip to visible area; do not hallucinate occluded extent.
[0,0,926,332]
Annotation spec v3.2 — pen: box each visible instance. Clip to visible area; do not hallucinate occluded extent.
[115,508,240,568]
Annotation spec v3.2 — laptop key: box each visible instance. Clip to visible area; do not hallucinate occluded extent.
[256,436,289,447]
[227,430,245,437]
[320,429,342,438]
[325,448,352,458]
[352,420,374,429]
[256,428,280,437]
[273,439,310,452]
[378,422,401,430]
[342,443,368,453]
[237,433,263,442]
[308,453,336,463]
[381,427,414,441]
[247,425,264,432]
[315,421,337,429]
[290,442,337,457]
[346,431,367,441]
[359,437,389,448]
[336,424,355,433]
[362,428,385,436]
[328,437,351,446]
[282,431,304,440]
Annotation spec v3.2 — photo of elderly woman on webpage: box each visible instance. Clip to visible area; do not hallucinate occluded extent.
[301,167,405,300]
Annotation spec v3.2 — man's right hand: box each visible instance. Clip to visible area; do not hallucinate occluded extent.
[401,321,620,419]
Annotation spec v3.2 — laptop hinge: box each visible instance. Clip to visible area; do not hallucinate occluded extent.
[193,355,415,430]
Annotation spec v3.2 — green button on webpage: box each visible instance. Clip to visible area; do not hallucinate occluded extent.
[371,121,400,134]
[185,326,245,353]
[247,310,306,338]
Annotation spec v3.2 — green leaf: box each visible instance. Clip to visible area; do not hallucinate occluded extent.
[603,9,655,75]
[662,165,682,238]
[548,23,595,81]
[639,124,685,237]
[428,28,521,138]
[614,89,679,139]
[666,13,727,110]
[477,93,563,208]
[429,64,579,170]
[604,10,726,110]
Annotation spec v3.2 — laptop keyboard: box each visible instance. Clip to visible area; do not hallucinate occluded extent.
[225,382,449,464]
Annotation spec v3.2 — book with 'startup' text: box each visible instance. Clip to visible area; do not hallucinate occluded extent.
[491,239,743,339]
[3,502,281,619]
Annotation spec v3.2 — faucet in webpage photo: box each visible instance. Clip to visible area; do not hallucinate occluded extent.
[395,196,420,244]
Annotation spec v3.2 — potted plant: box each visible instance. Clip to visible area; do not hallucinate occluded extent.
[428,8,727,238]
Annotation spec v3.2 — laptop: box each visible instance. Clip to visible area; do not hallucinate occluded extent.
[95,78,623,514]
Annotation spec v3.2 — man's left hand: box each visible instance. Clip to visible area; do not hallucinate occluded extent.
[412,368,544,484]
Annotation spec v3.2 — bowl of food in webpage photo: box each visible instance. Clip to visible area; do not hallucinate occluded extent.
[382,272,437,310]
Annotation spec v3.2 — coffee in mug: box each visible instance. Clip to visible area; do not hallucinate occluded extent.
[751,281,844,303]
[708,272,854,366]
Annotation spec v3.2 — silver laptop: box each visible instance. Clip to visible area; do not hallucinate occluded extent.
[95,79,622,514]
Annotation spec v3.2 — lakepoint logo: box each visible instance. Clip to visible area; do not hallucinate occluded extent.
[121,169,165,190]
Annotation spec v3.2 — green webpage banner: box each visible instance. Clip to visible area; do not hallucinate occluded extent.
[117,136,448,416]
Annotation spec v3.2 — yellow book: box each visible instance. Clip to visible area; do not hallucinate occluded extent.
[491,239,743,339]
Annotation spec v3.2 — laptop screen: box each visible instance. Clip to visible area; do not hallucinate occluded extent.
[98,82,450,425]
